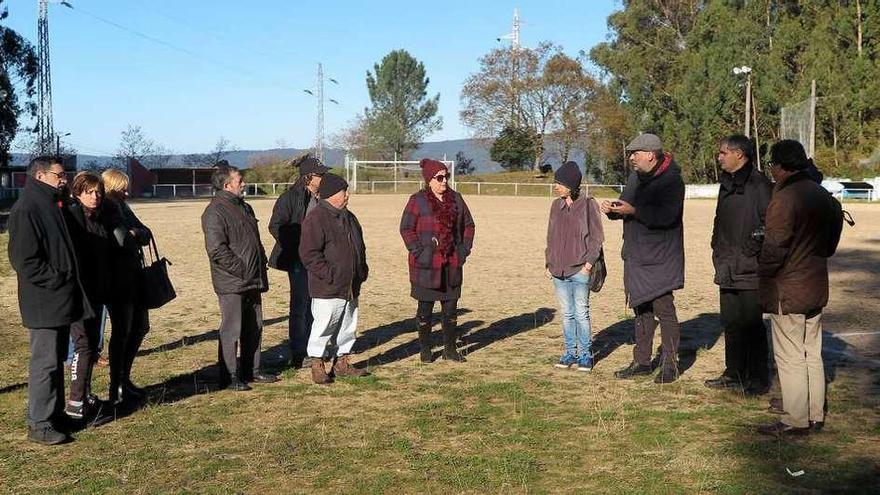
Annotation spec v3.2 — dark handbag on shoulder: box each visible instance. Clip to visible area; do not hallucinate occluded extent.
[139,236,177,309]
[587,198,607,293]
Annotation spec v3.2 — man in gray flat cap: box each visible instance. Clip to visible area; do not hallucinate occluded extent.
[600,133,686,383]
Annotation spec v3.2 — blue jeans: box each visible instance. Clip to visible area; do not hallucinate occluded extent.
[552,272,592,361]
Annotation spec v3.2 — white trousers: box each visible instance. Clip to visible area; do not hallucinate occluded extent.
[307,298,359,358]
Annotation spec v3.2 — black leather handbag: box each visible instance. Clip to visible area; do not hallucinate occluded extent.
[139,237,176,309]
[587,198,607,293]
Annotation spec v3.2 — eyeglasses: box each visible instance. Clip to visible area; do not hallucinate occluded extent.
[46,170,66,179]
[433,174,449,182]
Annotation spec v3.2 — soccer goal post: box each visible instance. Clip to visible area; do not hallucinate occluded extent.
[345,159,455,194]
[780,80,817,159]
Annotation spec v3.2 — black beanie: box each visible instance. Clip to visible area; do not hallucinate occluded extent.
[770,140,809,171]
[318,173,348,198]
[554,161,582,193]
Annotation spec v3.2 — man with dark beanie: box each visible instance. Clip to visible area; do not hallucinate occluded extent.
[268,154,329,368]
[8,156,92,444]
[300,174,370,384]
[757,139,836,437]
[202,162,278,391]
[600,133,685,384]
[546,161,604,371]
[706,135,773,395]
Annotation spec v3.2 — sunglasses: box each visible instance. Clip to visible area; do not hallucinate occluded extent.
[433,174,449,182]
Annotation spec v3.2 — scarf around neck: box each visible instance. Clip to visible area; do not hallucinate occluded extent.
[425,188,456,257]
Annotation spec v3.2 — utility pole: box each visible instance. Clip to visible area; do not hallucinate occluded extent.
[38,0,55,154]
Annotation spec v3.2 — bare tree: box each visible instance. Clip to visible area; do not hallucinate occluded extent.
[113,124,174,170]
[460,42,563,169]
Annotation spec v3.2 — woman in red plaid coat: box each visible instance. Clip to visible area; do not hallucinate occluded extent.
[399,159,476,363]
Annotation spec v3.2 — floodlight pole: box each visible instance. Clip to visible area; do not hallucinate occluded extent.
[744,72,752,137]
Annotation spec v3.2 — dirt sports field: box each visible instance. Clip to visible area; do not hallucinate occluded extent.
[1,195,879,494]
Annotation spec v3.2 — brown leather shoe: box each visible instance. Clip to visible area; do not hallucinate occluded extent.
[333,355,370,377]
[310,358,332,385]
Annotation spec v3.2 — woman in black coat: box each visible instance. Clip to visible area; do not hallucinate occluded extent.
[101,168,152,404]
[63,172,117,419]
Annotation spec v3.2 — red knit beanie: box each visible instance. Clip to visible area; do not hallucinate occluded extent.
[420,158,448,183]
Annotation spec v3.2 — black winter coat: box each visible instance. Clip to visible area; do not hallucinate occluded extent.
[299,200,368,300]
[711,163,772,290]
[64,201,118,307]
[608,158,685,307]
[8,178,93,328]
[104,199,152,302]
[202,191,269,295]
[268,183,311,271]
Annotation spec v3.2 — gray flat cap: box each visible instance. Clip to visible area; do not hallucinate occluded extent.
[625,133,663,152]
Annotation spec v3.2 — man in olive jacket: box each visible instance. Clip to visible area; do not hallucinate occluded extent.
[706,135,773,395]
[757,140,836,437]
[299,174,369,384]
[8,156,93,445]
[601,133,685,384]
[202,162,277,391]
[268,154,328,367]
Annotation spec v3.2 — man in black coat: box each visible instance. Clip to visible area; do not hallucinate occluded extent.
[601,133,685,384]
[706,135,772,394]
[202,162,278,391]
[268,154,328,368]
[8,156,93,445]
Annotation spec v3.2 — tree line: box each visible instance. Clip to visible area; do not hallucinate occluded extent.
[4,1,879,183]
[460,0,880,182]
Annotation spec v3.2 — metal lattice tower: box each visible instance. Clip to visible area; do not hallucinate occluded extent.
[498,7,520,51]
[37,0,54,154]
[315,63,324,163]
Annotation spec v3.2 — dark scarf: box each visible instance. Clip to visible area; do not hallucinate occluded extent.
[637,153,673,183]
[426,188,456,257]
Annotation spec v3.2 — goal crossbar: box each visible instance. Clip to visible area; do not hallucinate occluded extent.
[347,159,455,192]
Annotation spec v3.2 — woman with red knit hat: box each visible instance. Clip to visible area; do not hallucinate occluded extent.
[399,158,476,363]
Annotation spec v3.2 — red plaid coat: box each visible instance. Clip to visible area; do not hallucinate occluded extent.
[399,189,476,289]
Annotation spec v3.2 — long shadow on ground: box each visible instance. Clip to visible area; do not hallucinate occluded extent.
[590,313,723,376]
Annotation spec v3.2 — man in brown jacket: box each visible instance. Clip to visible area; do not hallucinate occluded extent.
[757,140,836,437]
[299,174,369,384]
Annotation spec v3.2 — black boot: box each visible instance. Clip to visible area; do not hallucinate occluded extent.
[417,318,434,363]
[122,329,147,397]
[441,318,465,362]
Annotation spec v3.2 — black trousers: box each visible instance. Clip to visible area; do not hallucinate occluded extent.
[28,327,69,430]
[719,289,769,386]
[633,292,680,367]
[107,301,150,389]
[217,290,263,382]
[69,317,101,404]
[287,263,312,358]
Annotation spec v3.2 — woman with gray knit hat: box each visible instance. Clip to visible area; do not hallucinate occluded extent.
[546,161,605,371]
[400,159,476,363]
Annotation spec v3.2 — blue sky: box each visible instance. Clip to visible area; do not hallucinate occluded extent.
[5,0,619,155]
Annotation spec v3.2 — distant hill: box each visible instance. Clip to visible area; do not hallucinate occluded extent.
[10,137,588,175]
